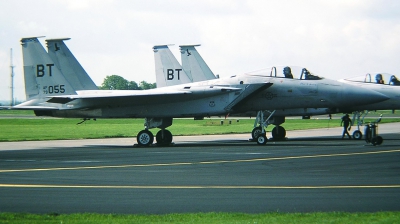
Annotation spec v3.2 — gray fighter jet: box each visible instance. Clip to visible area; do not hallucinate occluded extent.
[17,37,268,146]
[8,37,387,146]
[154,45,390,140]
[339,73,400,139]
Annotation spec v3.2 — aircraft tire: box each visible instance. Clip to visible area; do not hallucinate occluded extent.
[376,136,383,145]
[352,130,363,140]
[156,129,173,146]
[272,126,286,140]
[137,130,154,146]
[371,136,383,146]
[251,127,264,140]
[256,134,267,145]
[364,126,371,143]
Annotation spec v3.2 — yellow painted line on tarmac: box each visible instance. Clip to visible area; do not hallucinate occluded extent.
[0,183,400,189]
[1,149,400,173]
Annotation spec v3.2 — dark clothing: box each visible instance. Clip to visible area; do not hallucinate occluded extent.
[283,67,293,79]
[390,75,400,85]
[341,115,352,139]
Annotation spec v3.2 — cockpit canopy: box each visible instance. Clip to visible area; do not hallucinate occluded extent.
[344,73,400,86]
[245,66,323,80]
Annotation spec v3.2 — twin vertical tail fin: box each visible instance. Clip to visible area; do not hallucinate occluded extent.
[21,37,76,100]
[153,45,192,87]
[46,38,98,90]
[179,45,217,82]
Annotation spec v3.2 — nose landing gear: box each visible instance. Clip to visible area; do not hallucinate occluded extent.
[351,111,383,145]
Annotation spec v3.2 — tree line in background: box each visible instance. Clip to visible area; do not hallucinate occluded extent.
[100,75,157,90]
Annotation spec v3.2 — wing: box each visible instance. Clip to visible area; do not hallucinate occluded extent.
[46,86,242,108]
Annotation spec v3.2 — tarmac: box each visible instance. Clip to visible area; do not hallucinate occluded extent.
[0,122,399,214]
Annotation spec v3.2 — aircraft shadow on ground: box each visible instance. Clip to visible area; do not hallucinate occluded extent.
[75,133,400,149]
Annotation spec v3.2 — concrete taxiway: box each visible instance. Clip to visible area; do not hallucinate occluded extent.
[0,123,399,214]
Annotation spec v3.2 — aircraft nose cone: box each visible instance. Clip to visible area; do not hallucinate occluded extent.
[341,84,389,107]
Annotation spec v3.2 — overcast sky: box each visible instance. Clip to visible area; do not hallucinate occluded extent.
[1,0,400,102]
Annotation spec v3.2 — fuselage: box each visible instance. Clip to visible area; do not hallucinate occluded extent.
[35,73,388,119]
[339,74,400,111]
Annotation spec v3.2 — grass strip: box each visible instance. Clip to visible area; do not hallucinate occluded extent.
[0,212,399,224]
[1,117,399,142]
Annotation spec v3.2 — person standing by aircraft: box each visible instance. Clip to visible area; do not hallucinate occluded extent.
[341,114,352,139]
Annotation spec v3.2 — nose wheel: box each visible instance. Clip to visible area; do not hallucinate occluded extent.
[352,130,363,140]
[256,134,268,145]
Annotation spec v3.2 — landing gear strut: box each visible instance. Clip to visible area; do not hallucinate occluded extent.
[351,111,368,140]
[351,111,384,145]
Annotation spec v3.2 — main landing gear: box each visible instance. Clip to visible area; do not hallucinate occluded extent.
[155,129,173,146]
[136,118,174,147]
[137,130,154,146]
[251,110,287,145]
[271,125,286,140]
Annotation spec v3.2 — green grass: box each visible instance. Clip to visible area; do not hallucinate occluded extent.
[0,110,34,115]
[0,116,399,142]
[0,212,399,223]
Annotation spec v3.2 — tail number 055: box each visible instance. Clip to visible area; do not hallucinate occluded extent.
[43,85,66,94]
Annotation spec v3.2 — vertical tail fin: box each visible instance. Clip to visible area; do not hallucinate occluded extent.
[46,38,98,90]
[179,45,217,82]
[21,37,76,100]
[153,45,192,87]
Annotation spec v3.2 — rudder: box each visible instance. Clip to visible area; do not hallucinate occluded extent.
[46,38,98,90]
[180,45,217,82]
[153,45,191,87]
